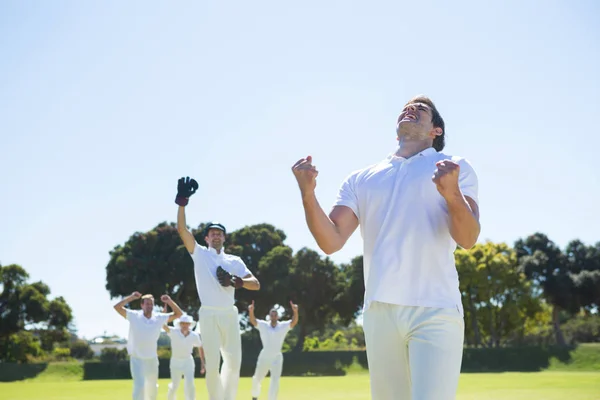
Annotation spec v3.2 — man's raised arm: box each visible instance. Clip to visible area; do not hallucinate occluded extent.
[291,156,358,255]
[175,176,199,254]
[113,291,141,319]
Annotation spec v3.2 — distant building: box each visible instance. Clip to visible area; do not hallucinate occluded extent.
[88,333,127,356]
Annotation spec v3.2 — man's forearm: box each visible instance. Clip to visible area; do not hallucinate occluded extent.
[301,192,343,254]
[166,300,183,318]
[177,206,187,234]
[242,277,260,291]
[114,294,136,309]
[446,193,480,249]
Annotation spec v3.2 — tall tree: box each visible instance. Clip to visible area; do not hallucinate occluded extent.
[336,256,365,325]
[566,240,600,312]
[285,248,346,351]
[515,233,577,346]
[0,264,73,361]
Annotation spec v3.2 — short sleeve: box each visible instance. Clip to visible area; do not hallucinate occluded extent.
[280,320,292,331]
[456,158,479,205]
[125,309,138,321]
[192,241,208,256]
[157,313,171,325]
[333,172,360,218]
[256,319,268,333]
[234,258,252,277]
[194,333,202,347]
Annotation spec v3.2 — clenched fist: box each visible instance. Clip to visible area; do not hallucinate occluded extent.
[248,300,255,313]
[432,160,460,200]
[160,294,172,303]
[131,291,142,299]
[291,156,318,195]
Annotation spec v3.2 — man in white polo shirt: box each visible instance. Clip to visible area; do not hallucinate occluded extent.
[248,300,299,400]
[114,291,183,400]
[175,176,261,400]
[291,95,480,400]
[163,312,205,400]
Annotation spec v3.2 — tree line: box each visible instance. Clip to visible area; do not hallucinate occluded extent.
[2,223,598,363]
[105,222,600,350]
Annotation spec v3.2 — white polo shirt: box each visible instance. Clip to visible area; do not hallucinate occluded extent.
[190,242,252,308]
[168,329,202,359]
[256,320,292,356]
[334,148,479,315]
[126,309,170,359]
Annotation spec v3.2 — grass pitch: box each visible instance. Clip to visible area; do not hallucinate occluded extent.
[1,371,599,400]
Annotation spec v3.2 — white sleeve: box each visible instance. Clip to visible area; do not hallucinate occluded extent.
[235,259,252,277]
[456,158,479,205]
[192,241,208,256]
[256,319,268,333]
[333,172,360,218]
[125,309,138,321]
[281,320,292,331]
[194,333,202,347]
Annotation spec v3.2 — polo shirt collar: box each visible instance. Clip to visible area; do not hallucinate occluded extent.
[388,147,437,163]
[208,246,225,257]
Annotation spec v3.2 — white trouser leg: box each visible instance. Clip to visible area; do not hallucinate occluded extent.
[199,308,224,400]
[364,302,464,400]
[268,353,283,400]
[408,307,464,400]
[182,357,196,400]
[219,309,242,400]
[168,359,185,400]
[251,351,272,398]
[143,358,159,400]
[130,357,145,400]
[363,302,410,400]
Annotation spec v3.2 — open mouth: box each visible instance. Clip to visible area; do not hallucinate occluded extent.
[401,113,418,122]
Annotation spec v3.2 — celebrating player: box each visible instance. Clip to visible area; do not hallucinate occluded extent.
[162,308,205,400]
[175,176,261,400]
[248,300,299,400]
[114,292,183,400]
[291,95,480,400]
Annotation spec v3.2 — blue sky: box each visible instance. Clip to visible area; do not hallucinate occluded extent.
[1,1,598,340]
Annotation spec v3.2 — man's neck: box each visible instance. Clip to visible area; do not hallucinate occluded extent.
[210,246,223,254]
[270,321,278,327]
[395,138,432,159]
[181,330,190,337]
[143,311,152,319]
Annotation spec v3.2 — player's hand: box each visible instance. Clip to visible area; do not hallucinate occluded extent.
[200,364,205,374]
[131,291,142,299]
[248,300,255,313]
[175,176,199,206]
[290,301,299,311]
[291,156,318,195]
[231,275,244,289]
[432,160,461,200]
[160,294,172,303]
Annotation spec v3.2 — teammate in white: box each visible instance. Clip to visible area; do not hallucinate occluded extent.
[163,311,205,400]
[114,292,183,400]
[175,176,261,400]
[248,300,299,400]
[292,95,481,400]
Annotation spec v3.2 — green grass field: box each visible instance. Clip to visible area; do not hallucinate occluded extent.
[1,371,599,400]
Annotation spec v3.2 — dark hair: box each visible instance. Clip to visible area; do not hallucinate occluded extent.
[405,95,445,151]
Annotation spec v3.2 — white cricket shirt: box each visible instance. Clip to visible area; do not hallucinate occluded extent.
[334,148,479,315]
[168,329,202,359]
[256,320,292,356]
[126,309,170,359]
[190,243,252,308]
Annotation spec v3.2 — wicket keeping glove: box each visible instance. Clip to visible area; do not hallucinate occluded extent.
[216,266,244,289]
[175,177,198,206]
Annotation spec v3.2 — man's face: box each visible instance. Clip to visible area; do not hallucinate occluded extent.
[396,102,437,141]
[141,298,154,314]
[269,310,279,323]
[205,229,225,250]
[179,322,191,333]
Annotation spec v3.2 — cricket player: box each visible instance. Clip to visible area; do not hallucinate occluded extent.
[175,176,261,400]
[163,311,205,400]
[248,300,299,400]
[291,95,480,400]
[114,292,183,400]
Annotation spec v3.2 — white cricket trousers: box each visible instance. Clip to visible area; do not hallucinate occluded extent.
[129,357,159,400]
[363,302,464,400]
[167,356,196,400]
[251,351,283,400]
[198,305,242,400]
